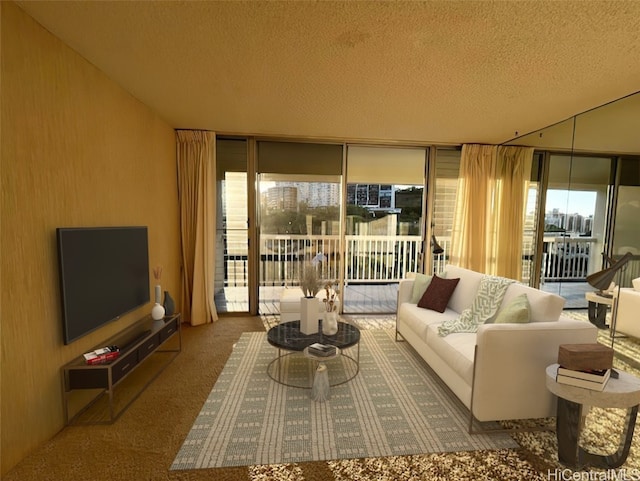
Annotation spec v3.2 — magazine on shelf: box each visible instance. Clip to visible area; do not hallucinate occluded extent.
[308,343,337,357]
[557,366,611,383]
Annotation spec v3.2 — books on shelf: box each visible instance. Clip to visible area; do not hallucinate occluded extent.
[307,343,337,357]
[83,345,120,365]
[556,366,611,391]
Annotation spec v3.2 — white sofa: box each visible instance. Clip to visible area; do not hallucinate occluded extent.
[614,284,640,339]
[396,265,598,424]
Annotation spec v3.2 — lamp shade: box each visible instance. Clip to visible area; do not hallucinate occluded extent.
[586,252,633,291]
[586,267,618,291]
[431,234,444,255]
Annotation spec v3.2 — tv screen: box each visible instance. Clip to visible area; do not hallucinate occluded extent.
[57,226,150,344]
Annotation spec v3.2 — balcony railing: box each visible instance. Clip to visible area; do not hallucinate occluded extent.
[257,234,422,286]
[222,234,599,288]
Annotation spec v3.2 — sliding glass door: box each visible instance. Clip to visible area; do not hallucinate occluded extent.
[343,146,427,314]
[256,141,343,317]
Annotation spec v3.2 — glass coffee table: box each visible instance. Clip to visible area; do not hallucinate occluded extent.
[266,319,360,389]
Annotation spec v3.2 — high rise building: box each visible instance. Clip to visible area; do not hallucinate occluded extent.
[267,186,297,210]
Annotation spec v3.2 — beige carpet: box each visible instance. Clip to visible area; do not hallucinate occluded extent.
[4,312,640,481]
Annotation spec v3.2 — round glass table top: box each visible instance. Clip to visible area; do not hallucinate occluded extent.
[267,320,360,351]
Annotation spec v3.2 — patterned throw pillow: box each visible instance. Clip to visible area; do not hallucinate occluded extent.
[417,275,460,313]
[493,293,531,324]
[410,274,433,304]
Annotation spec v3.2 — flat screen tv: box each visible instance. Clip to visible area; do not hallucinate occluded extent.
[56,226,150,344]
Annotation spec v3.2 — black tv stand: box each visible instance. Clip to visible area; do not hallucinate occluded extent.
[121,329,152,351]
[62,313,181,424]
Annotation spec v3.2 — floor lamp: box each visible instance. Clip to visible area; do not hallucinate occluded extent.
[586,251,633,348]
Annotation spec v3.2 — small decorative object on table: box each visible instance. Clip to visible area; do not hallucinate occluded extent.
[311,363,330,402]
[299,261,322,335]
[151,266,165,321]
[322,281,339,335]
[557,343,615,390]
[558,343,613,372]
[163,290,175,316]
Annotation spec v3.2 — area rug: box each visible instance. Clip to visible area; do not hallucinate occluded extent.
[171,329,516,470]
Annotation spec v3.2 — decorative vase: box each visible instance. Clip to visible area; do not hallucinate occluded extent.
[163,290,175,316]
[154,284,162,304]
[151,302,165,321]
[300,296,319,335]
[310,363,330,402]
[323,311,338,336]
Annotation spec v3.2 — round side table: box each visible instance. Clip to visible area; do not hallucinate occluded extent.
[545,363,640,469]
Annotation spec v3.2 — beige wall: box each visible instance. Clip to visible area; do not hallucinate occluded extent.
[1,2,180,474]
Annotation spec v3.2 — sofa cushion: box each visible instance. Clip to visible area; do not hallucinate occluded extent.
[443,266,484,314]
[499,283,564,322]
[425,323,475,385]
[418,274,460,313]
[492,293,530,324]
[398,303,458,343]
[410,274,433,304]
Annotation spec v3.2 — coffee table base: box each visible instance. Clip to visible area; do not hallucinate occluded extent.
[267,345,360,389]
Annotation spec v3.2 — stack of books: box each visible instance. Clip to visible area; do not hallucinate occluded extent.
[556,366,611,391]
[83,345,120,365]
[557,343,614,391]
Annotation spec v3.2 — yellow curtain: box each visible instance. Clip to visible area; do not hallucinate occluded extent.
[450,144,533,278]
[176,130,218,326]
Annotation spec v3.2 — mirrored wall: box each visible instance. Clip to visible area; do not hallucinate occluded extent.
[504,91,640,306]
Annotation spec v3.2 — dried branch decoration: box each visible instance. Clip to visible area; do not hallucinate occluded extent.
[300,262,322,297]
[323,281,339,312]
[153,266,162,281]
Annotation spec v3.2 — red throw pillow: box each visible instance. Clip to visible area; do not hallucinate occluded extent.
[417,274,460,313]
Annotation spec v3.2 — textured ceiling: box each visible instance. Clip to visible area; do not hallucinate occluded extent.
[15,0,640,145]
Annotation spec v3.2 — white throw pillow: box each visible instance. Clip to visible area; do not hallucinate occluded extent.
[633,277,640,291]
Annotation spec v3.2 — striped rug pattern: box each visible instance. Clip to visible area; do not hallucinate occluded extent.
[171,329,516,470]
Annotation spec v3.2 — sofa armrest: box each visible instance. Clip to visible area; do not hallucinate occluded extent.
[475,318,597,371]
[615,288,640,338]
[397,279,414,309]
[471,319,597,421]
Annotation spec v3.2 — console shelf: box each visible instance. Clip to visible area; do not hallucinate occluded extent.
[62,313,181,425]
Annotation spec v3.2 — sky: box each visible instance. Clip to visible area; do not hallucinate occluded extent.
[545,190,596,216]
